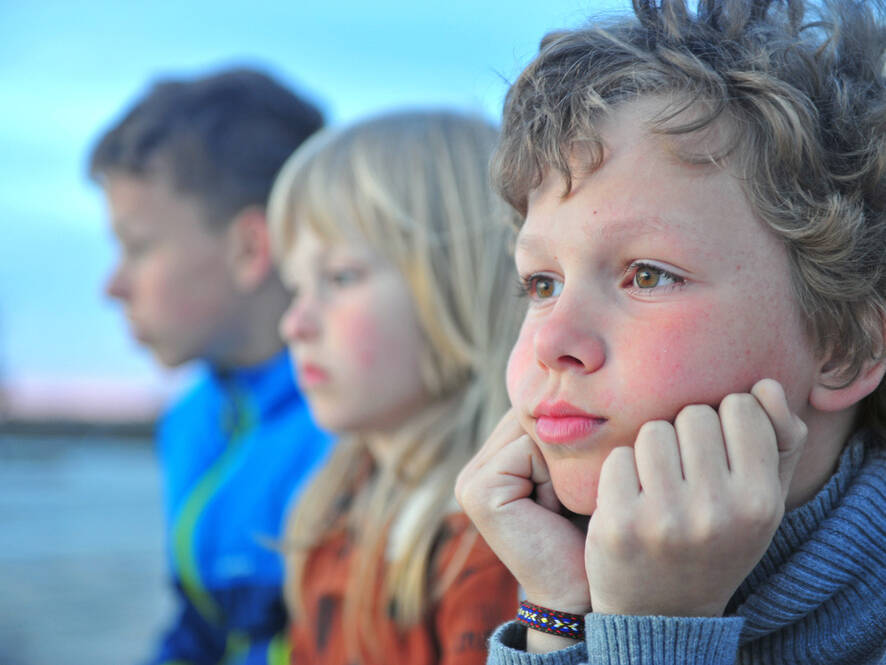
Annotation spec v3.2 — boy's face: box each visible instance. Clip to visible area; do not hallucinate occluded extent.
[506,99,820,515]
[103,173,241,367]
[278,225,431,436]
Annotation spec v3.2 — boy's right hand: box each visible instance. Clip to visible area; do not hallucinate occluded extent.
[585,379,807,618]
[455,409,591,616]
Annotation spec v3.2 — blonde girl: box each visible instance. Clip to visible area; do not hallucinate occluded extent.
[268,110,522,665]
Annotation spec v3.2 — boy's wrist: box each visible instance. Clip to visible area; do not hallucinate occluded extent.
[518,599,589,655]
[526,630,583,654]
[522,594,590,617]
[518,600,588,654]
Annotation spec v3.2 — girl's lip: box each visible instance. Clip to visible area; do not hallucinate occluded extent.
[298,363,330,386]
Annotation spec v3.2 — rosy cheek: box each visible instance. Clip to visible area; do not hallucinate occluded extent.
[629,311,708,389]
[506,331,534,407]
[621,305,765,417]
[335,308,385,370]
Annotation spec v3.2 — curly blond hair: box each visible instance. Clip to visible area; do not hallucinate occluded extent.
[493,0,886,433]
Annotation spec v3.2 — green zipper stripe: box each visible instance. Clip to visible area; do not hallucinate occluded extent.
[266,631,291,665]
[222,630,250,664]
[172,392,256,625]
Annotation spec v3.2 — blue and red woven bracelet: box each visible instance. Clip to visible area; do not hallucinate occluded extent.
[516,600,585,640]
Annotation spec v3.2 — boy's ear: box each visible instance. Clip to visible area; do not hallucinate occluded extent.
[809,347,886,413]
[226,206,273,292]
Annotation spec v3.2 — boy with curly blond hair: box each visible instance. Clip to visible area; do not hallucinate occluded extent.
[457,1,886,662]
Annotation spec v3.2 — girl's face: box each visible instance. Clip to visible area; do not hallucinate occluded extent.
[279,225,432,437]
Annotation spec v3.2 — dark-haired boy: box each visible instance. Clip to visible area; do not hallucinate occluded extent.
[89,67,333,665]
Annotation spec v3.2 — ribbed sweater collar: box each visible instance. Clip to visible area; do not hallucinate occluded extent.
[733,429,886,643]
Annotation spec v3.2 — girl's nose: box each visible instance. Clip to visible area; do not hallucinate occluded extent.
[279,296,321,343]
[533,299,605,374]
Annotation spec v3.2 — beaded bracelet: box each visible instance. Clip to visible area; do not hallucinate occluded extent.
[516,600,585,640]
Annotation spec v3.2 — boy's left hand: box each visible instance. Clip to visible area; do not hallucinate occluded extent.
[586,378,807,617]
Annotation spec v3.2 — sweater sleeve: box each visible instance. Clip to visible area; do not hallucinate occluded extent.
[486,614,744,665]
[584,614,743,664]
[487,622,587,665]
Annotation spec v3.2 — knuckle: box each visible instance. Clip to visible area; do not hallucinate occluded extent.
[739,491,782,527]
[793,418,809,444]
[592,516,638,556]
[719,392,759,418]
[690,507,729,544]
[453,487,475,514]
[674,403,717,429]
[645,513,686,552]
[453,474,468,504]
[453,474,488,516]
[753,378,784,405]
[603,445,634,470]
[636,419,673,442]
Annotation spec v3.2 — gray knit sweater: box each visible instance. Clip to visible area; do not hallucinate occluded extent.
[487,430,886,665]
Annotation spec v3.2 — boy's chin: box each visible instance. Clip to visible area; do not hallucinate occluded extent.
[148,344,197,369]
[549,463,602,517]
[554,484,597,519]
[559,496,597,517]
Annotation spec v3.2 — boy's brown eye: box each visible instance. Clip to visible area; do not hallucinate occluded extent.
[536,278,555,298]
[635,267,661,288]
[521,274,562,299]
[629,263,683,290]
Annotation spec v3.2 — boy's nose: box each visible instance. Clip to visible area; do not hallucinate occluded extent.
[104,264,130,302]
[533,301,605,374]
[279,297,320,343]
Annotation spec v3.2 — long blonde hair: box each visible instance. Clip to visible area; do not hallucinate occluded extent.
[268,110,522,660]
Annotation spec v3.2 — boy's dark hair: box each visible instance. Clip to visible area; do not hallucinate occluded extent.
[493,0,886,434]
[88,67,324,227]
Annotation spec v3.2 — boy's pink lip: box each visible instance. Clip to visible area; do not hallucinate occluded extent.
[532,400,607,445]
[297,363,330,387]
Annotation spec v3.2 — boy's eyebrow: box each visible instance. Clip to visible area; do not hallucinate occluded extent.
[514,231,550,255]
[585,217,669,242]
[515,216,669,254]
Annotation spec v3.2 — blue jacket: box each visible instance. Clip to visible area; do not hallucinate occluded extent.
[147,350,333,665]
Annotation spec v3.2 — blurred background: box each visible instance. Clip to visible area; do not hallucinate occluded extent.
[0,0,626,662]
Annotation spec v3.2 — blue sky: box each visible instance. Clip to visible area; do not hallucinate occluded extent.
[0,0,627,404]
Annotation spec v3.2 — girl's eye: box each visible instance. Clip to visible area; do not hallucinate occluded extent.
[328,267,364,287]
[520,274,563,300]
[629,262,684,290]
